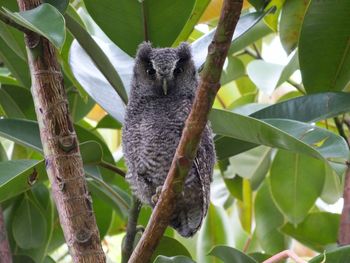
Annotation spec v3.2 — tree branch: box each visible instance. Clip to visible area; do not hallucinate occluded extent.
[0,10,31,34]
[121,197,142,263]
[263,250,307,263]
[99,160,126,177]
[338,163,350,245]
[0,206,12,263]
[127,1,244,262]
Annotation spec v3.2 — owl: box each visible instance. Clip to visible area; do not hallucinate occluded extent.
[122,42,215,237]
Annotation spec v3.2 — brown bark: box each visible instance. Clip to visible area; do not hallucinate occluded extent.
[127,1,243,262]
[0,206,12,263]
[339,164,350,245]
[16,1,105,262]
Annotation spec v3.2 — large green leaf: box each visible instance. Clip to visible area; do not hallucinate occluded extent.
[281,212,339,252]
[172,0,210,46]
[270,150,325,224]
[0,85,35,119]
[66,13,128,105]
[0,23,30,88]
[3,3,65,50]
[208,246,257,263]
[12,195,47,249]
[309,246,350,263]
[210,109,349,174]
[84,0,195,56]
[299,0,350,93]
[151,236,192,262]
[255,182,288,254]
[192,10,270,69]
[197,204,230,263]
[154,256,195,263]
[320,165,342,205]
[279,0,310,54]
[0,160,46,202]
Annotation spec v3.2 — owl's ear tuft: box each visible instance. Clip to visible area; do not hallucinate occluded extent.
[136,41,152,61]
[177,42,191,61]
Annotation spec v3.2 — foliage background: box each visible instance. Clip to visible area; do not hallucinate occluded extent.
[0,0,350,262]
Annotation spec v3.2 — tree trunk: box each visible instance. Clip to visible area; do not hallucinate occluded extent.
[0,206,12,263]
[16,1,105,262]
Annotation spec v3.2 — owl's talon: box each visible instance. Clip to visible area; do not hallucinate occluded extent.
[151,186,163,205]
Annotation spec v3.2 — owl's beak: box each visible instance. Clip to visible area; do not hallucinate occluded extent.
[162,78,168,95]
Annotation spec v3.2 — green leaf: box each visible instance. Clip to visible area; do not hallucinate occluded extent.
[154,256,195,263]
[192,11,270,69]
[320,165,342,204]
[0,23,30,87]
[12,195,47,249]
[270,150,326,224]
[280,0,310,54]
[151,236,192,262]
[172,0,210,46]
[0,85,36,119]
[91,191,113,238]
[66,13,129,106]
[67,90,95,122]
[43,0,69,13]
[229,146,272,190]
[0,160,46,202]
[255,182,288,254]
[249,253,272,263]
[299,0,350,93]
[281,212,339,252]
[251,92,350,122]
[96,114,122,130]
[84,0,195,56]
[264,0,286,32]
[221,56,245,85]
[237,179,253,234]
[210,109,349,173]
[247,51,299,95]
[208,246,258,263]
[309,246,350,263]
[197,204,230,263]
[3,3,66,50]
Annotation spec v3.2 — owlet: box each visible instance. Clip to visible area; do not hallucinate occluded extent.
[122,42,215,237]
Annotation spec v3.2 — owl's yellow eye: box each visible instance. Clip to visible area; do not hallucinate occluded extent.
[146,68,156,75]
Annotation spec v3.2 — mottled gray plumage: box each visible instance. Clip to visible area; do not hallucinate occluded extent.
[122,42,215,237]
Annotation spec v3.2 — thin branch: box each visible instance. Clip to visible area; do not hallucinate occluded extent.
[99,160,126,177]
[286,79,306,95]
[127,1,244,263]
[339,164,350,245]
[216,93,227,109]
[0,10,31,34]
[263,250,307,263]
[242,235,252,253]
[334,117,349,147]
[121,197,142,263]
[0,206,12,263]
[252,43,262,59]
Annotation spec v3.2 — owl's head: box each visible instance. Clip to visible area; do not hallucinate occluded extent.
[131,42,197,98]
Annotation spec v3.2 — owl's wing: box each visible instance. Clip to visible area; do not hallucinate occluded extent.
[193,157,209,218]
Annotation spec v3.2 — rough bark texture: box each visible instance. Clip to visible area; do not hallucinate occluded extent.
[127,1,243,262]
[0,207,12,263]
[17,1,105,262]
[339,164,350,245]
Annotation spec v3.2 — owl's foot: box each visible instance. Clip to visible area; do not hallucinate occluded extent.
[151,186,163,205]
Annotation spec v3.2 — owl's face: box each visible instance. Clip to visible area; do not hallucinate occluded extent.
[132,42,197,98]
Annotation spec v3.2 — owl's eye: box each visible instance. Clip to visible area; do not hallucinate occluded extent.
[174,67,183,75]
[146,68,156,75]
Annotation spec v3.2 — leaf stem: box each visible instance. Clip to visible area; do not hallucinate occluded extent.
[263,250,307,263]
[140,0,149,41]
[99,160,126,177]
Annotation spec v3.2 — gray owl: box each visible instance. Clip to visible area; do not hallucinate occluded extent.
[122,42,215,237]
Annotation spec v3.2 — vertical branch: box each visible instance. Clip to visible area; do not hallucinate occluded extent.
[0,206,12,263]
[339,164,350,245]
[128,1,244,262]
[16,0,105,262]
[140,0,149,41]
[121,197,142,263]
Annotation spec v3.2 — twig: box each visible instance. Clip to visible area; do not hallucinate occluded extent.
[121,197,142,263]
[0,206,12,263]
[0,10,31,34]
[99,160,126,177]
[263,250,307,263]
[127,1,244,263]
[339,163,350,245]
[242,235,252,253]
[334,117,349,147]
[286,79,306,95]
[252,43,262,59]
